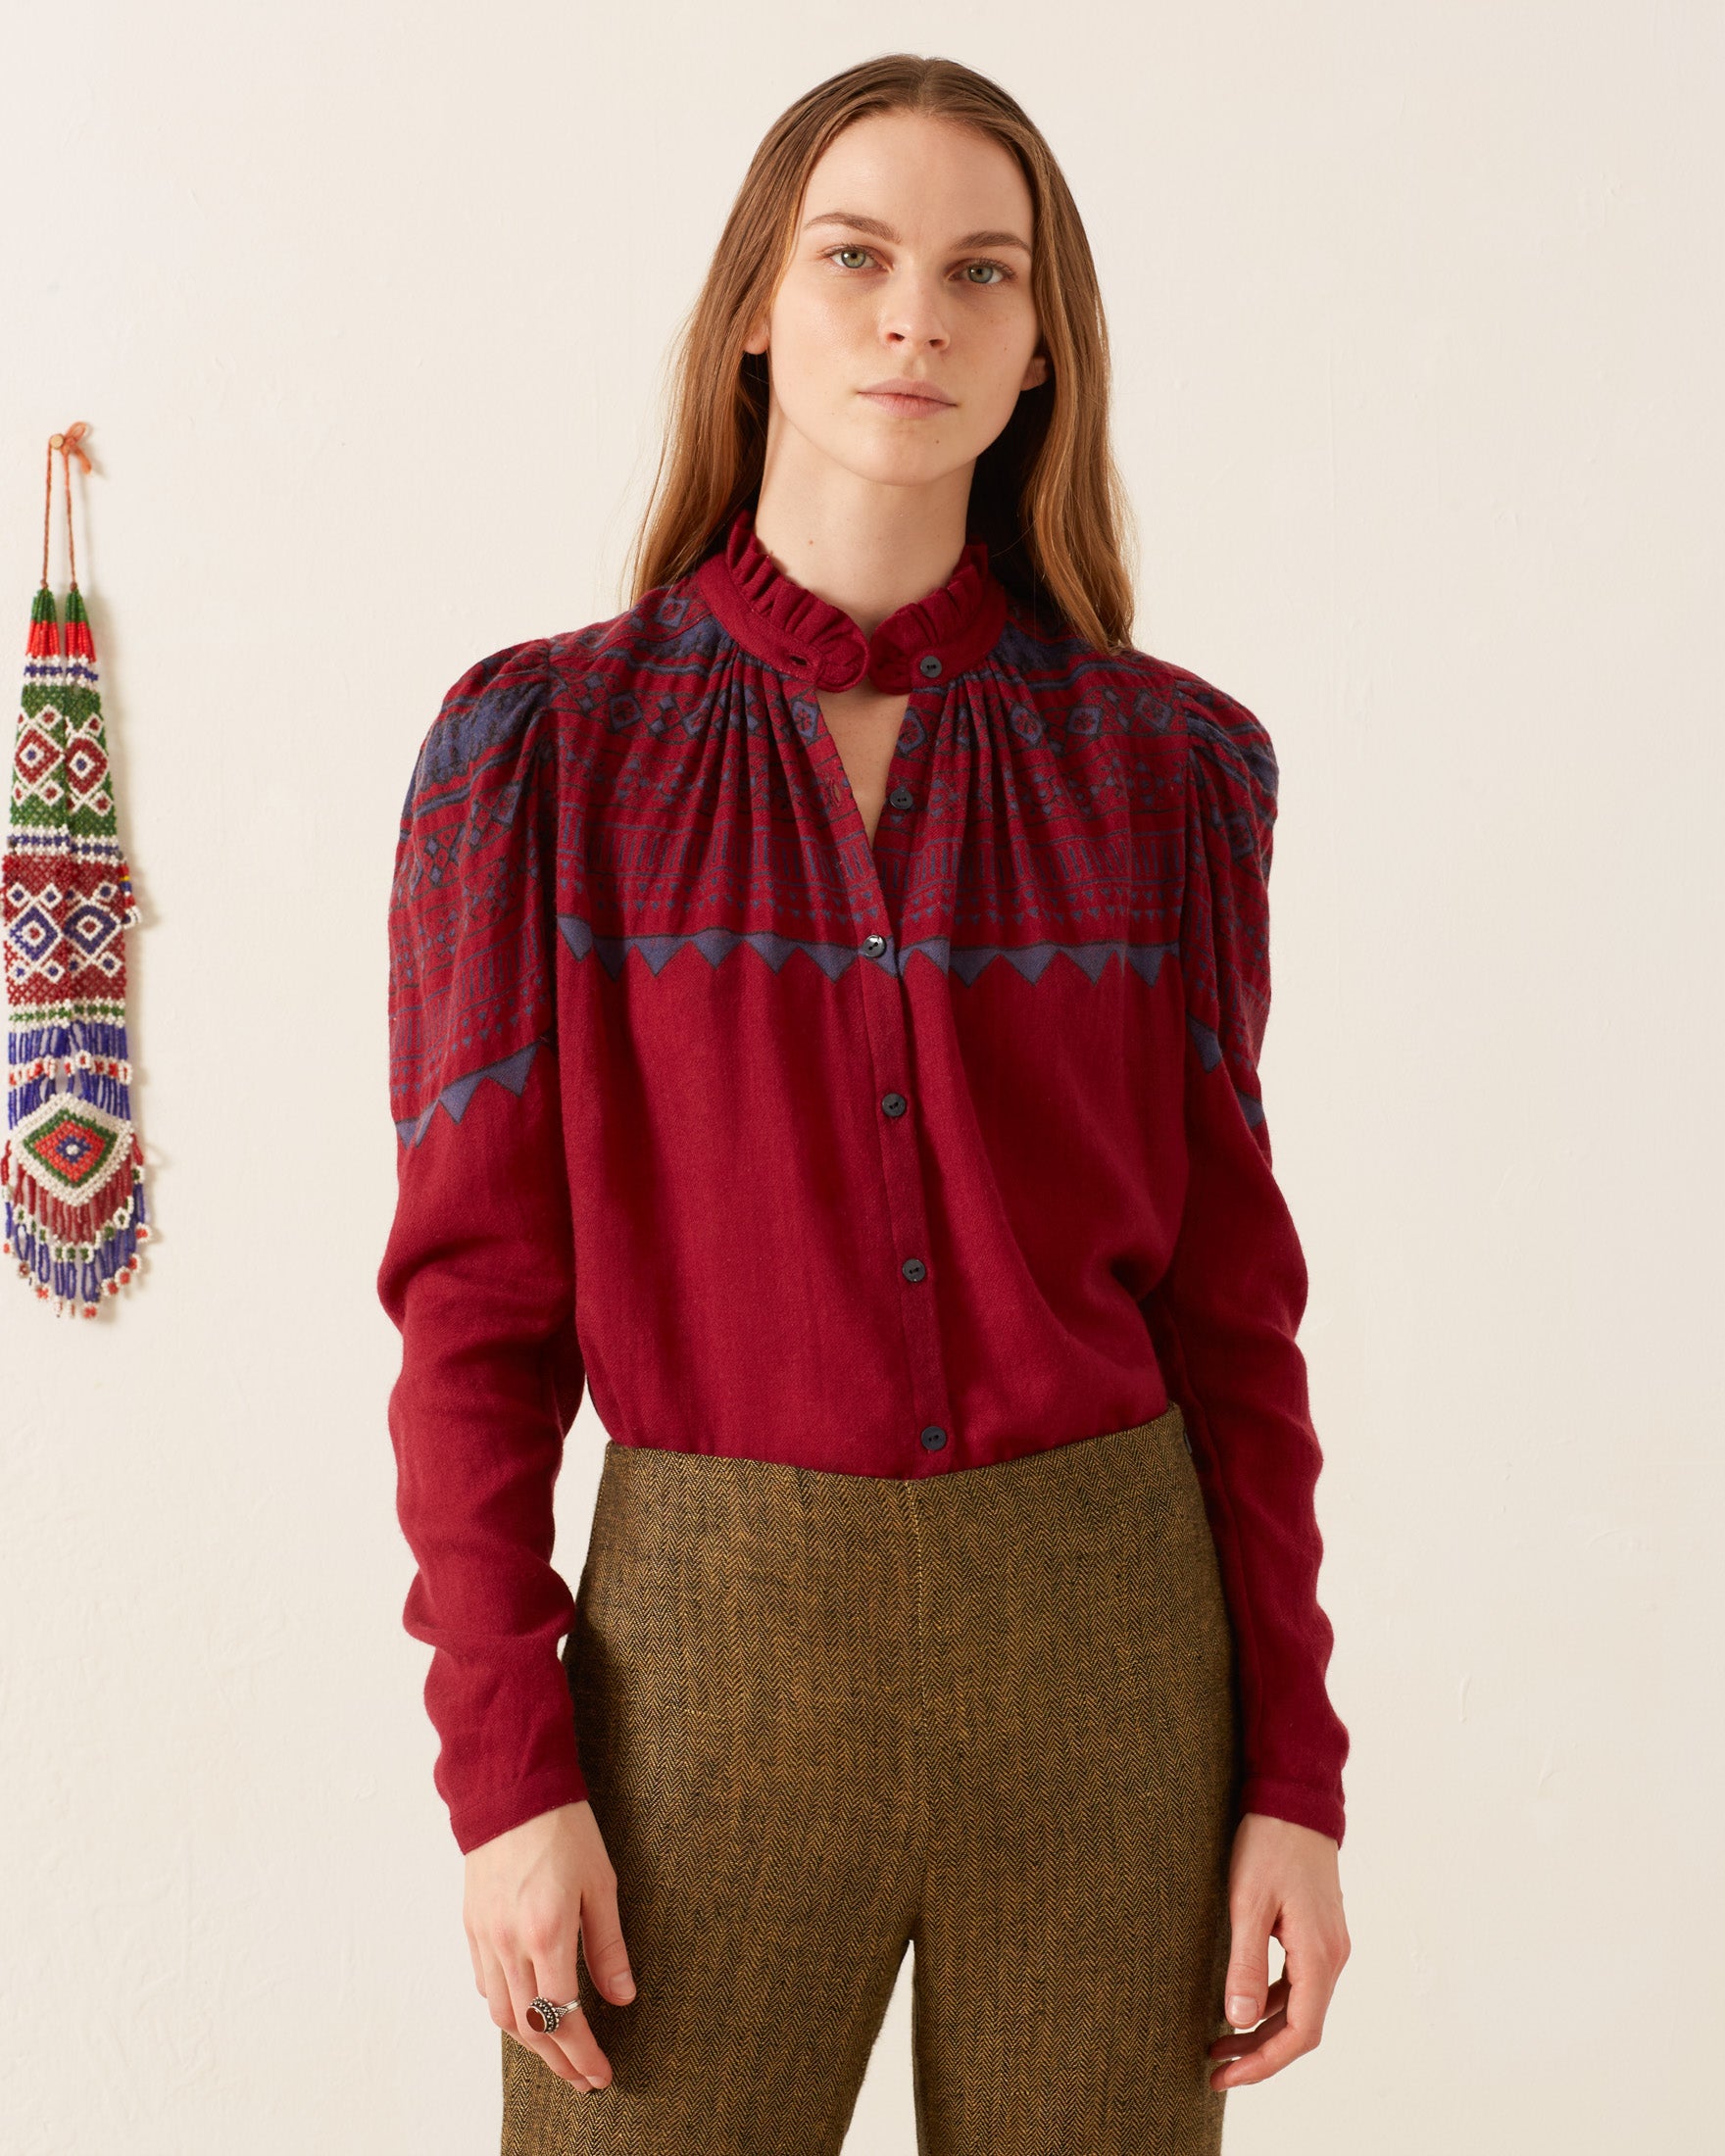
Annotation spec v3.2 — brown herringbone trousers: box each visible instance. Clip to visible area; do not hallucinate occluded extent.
[502,1403,1240,2154]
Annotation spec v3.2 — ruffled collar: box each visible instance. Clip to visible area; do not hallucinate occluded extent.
[693,504,1009,693]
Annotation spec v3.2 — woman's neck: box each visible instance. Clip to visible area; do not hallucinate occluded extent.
[751,445,974,639]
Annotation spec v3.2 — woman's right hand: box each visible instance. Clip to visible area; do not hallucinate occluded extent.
[463,1799,637,2090]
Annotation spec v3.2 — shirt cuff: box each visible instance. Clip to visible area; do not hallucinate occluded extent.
[448,1761,592,1857]
[1238,1774,1346,1848]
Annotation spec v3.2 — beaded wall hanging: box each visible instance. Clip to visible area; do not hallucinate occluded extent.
[3,423,148,1313]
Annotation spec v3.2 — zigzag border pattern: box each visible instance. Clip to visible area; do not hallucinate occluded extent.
[1186,1014,1265,1129]
[395,930,1263,1148]
[395,1035,548,1148]
[554,910,1179,988]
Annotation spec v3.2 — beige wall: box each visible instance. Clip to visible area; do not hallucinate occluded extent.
[2,3,1719,2149]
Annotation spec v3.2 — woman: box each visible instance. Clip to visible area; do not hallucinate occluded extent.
[379,52,1351,2155]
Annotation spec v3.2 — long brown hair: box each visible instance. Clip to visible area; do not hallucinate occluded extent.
[624,54,1138,653]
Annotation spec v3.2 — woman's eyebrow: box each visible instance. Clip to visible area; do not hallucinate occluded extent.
[802,210,1031,254]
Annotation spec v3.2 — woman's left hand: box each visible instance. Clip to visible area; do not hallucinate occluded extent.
[1208,1810,1351,2090]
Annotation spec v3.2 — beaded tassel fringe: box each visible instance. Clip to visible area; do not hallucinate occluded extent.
[3,429,148,1315]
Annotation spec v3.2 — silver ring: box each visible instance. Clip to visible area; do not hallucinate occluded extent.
[525,1995,580,2035]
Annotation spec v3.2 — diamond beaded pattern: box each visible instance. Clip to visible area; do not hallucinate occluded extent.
[3,578,148,1312]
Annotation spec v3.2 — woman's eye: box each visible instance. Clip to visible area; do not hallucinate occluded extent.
[823,247,1015,285]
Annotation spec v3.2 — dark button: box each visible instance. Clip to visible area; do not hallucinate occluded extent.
[888,784,914,811]
[861,933,886,957]
[881,1092,908,1118]
[901,1257,927,1283]
[920,1425,948,1451]
[918,654,943,679]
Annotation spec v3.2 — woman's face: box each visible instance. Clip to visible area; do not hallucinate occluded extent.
[744,111,1050,493]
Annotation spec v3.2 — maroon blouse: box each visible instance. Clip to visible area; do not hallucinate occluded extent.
[377,506,1350,1854]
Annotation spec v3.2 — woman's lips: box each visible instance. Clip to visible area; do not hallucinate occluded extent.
[858,385,955,417]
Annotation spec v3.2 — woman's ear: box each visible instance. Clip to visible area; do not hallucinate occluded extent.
[742,315,769,357]
[1021,350,1051,391]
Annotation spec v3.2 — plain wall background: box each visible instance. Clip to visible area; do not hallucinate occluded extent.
[3,3,1719,2149]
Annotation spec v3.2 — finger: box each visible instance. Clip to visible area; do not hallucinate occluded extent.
[1208,1975,1285,2043]
[1222,1891,1276,2031]
[1208,1979,1289,2059]
[1211,1950,1339,2088]
[1208,2003,1288,2063]
[1209,2014,1313,2088]
[475,1942,516,2037]
[518,1946,615,2089]
[549,2003,611,2091]
[578,1877,637,2006]
[502,1950,601,2089]
[520,1922,616,2087]
[1275,1931,1343,2055]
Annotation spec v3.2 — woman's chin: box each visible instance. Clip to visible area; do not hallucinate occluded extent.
[821,434,976,493]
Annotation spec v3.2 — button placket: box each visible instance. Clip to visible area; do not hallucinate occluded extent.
[823,681,957,1474]
[856,948,953,1463]
[874,667,948,843]
[802,666,958,1467]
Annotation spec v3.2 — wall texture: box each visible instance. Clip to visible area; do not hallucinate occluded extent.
[2,3,1719,2149]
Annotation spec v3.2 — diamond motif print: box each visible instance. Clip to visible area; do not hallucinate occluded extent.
[7,903,57,957]
[67,741,109,791]
[23,1105,118,1189]
[16,728,55,776]
[63,905,116,956]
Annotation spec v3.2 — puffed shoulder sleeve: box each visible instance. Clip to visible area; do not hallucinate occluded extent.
[1139,677,1352,1845]
[376,638,591,1854]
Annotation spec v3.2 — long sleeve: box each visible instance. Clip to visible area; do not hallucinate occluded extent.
[376,638,591,1854]
[1139,683,1351,1846]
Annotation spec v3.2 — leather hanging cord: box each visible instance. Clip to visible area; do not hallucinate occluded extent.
[41,422,91,588]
